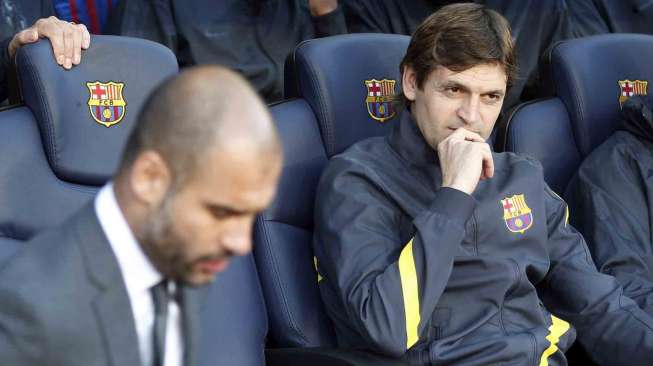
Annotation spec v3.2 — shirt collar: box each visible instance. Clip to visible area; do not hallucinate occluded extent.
[95,183,162,293]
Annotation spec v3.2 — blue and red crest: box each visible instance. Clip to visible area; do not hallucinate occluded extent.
[501,194,533,234]
[86,81,126,128]
[618,79,648,107]
[365,79,397,123]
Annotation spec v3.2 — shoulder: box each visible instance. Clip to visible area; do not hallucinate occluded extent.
[492,151,544,174]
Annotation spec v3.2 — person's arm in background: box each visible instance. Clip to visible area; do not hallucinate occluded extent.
[1,16,91,103]
[309,0,347,37]
[538,185,653,365]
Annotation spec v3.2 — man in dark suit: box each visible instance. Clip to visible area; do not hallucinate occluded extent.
[0,65,282,366]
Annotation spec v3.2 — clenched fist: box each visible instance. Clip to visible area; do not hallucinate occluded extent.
[438,128,494,195]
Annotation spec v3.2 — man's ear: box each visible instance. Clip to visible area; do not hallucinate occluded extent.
[129,150,171,208]
[402,65,418,102]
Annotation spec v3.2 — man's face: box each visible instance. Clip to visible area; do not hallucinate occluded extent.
[403,63,507,149]
[141,145,281,287]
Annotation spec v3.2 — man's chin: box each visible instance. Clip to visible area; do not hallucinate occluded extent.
[181,272,218,287]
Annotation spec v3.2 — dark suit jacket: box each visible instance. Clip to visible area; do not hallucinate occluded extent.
[0,203,204,366]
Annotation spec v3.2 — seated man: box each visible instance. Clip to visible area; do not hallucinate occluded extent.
[567,95,653,315]
[0,66,282,366]
[313,4,653,365]
[107,0,345,103]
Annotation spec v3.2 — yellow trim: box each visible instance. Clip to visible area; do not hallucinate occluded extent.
[313,256,323,283]
[398,238,420,349]
[539,315,571,366]
[548,190,569,227]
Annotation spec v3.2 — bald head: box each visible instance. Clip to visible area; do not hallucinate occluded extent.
[118,65,281,186]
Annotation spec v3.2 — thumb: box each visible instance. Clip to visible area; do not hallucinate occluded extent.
[18,29,39,44]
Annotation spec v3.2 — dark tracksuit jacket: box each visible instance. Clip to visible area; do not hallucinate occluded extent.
[566,96,653,316]
[313,110,653,365]
[106,0,346,103]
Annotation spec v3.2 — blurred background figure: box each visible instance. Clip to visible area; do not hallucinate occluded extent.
[106,0,346,103]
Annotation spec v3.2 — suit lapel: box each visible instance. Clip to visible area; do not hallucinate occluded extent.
[72,203,142,366]
[180,285,207,366]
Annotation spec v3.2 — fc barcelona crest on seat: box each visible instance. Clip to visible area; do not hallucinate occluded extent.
[364,79,397,123]
[86,81,126,128]
[501,194,533,234]
[618,79,648,108]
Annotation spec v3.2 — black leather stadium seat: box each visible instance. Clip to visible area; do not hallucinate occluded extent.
[0,36,268,366]
[497,33,653,194]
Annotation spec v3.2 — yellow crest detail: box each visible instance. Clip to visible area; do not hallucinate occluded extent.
[86,81,127,128]
[618,79,648,108]
[364,79,397,123]
[501,194,534,234]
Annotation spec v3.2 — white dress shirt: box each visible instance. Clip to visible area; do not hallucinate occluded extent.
[95,184,184,366]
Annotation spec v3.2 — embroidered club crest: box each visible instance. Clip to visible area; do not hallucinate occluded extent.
[618,79,648,107]
[365,79,397,123]
[86,81,126,128]
[501,194,533,234]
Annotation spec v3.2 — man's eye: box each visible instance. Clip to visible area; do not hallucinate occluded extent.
[447,87,460,93]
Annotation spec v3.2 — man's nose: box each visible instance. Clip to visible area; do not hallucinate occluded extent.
[221,220,254,256]
[457,94,481,127]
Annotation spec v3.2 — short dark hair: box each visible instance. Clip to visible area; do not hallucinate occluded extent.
[400,3,517,97]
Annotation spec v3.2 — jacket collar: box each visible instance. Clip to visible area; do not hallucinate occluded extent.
[388,108,438,167]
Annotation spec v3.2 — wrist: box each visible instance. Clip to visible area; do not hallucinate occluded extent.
[441,183,473,195]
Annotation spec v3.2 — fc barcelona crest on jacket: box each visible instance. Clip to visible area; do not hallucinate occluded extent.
[501,194,533,234]
[618,79,648,108]
[86,81,126,128]
[365,79,396,123]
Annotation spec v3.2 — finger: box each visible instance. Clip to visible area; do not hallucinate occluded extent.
[38,19,65,65]
[62,24,74,69]
[481,146,495,179]
[79,24,90,49]
[448,127,485,143]
[72,25,82,65]
[16,28,39,45]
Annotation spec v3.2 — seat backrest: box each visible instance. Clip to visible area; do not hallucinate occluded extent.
[286,33,409,157]
[499,33,653,194]
[255,34,410,348]
[0,35,177,258]
[254,100,335,347]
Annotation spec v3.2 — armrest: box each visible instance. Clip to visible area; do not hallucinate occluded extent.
[266,347,411,366]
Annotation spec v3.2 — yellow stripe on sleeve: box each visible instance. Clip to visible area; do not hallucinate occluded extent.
[548,189,570,227]
[398,238,421,349]
[539,315,571,366]
[313,256,323,283]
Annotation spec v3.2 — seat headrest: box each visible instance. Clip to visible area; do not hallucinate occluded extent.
[287,34,410,157]
[551,33,653,157]
[17,35,178,185]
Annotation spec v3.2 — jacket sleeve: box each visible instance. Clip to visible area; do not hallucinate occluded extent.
[566,148,653,315]
[311,5,347,37]
[538,185,653,365]
[313,159,474,356]
[343,0,392,33]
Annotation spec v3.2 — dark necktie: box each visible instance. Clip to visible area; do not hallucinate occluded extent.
[151,280,169,366]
